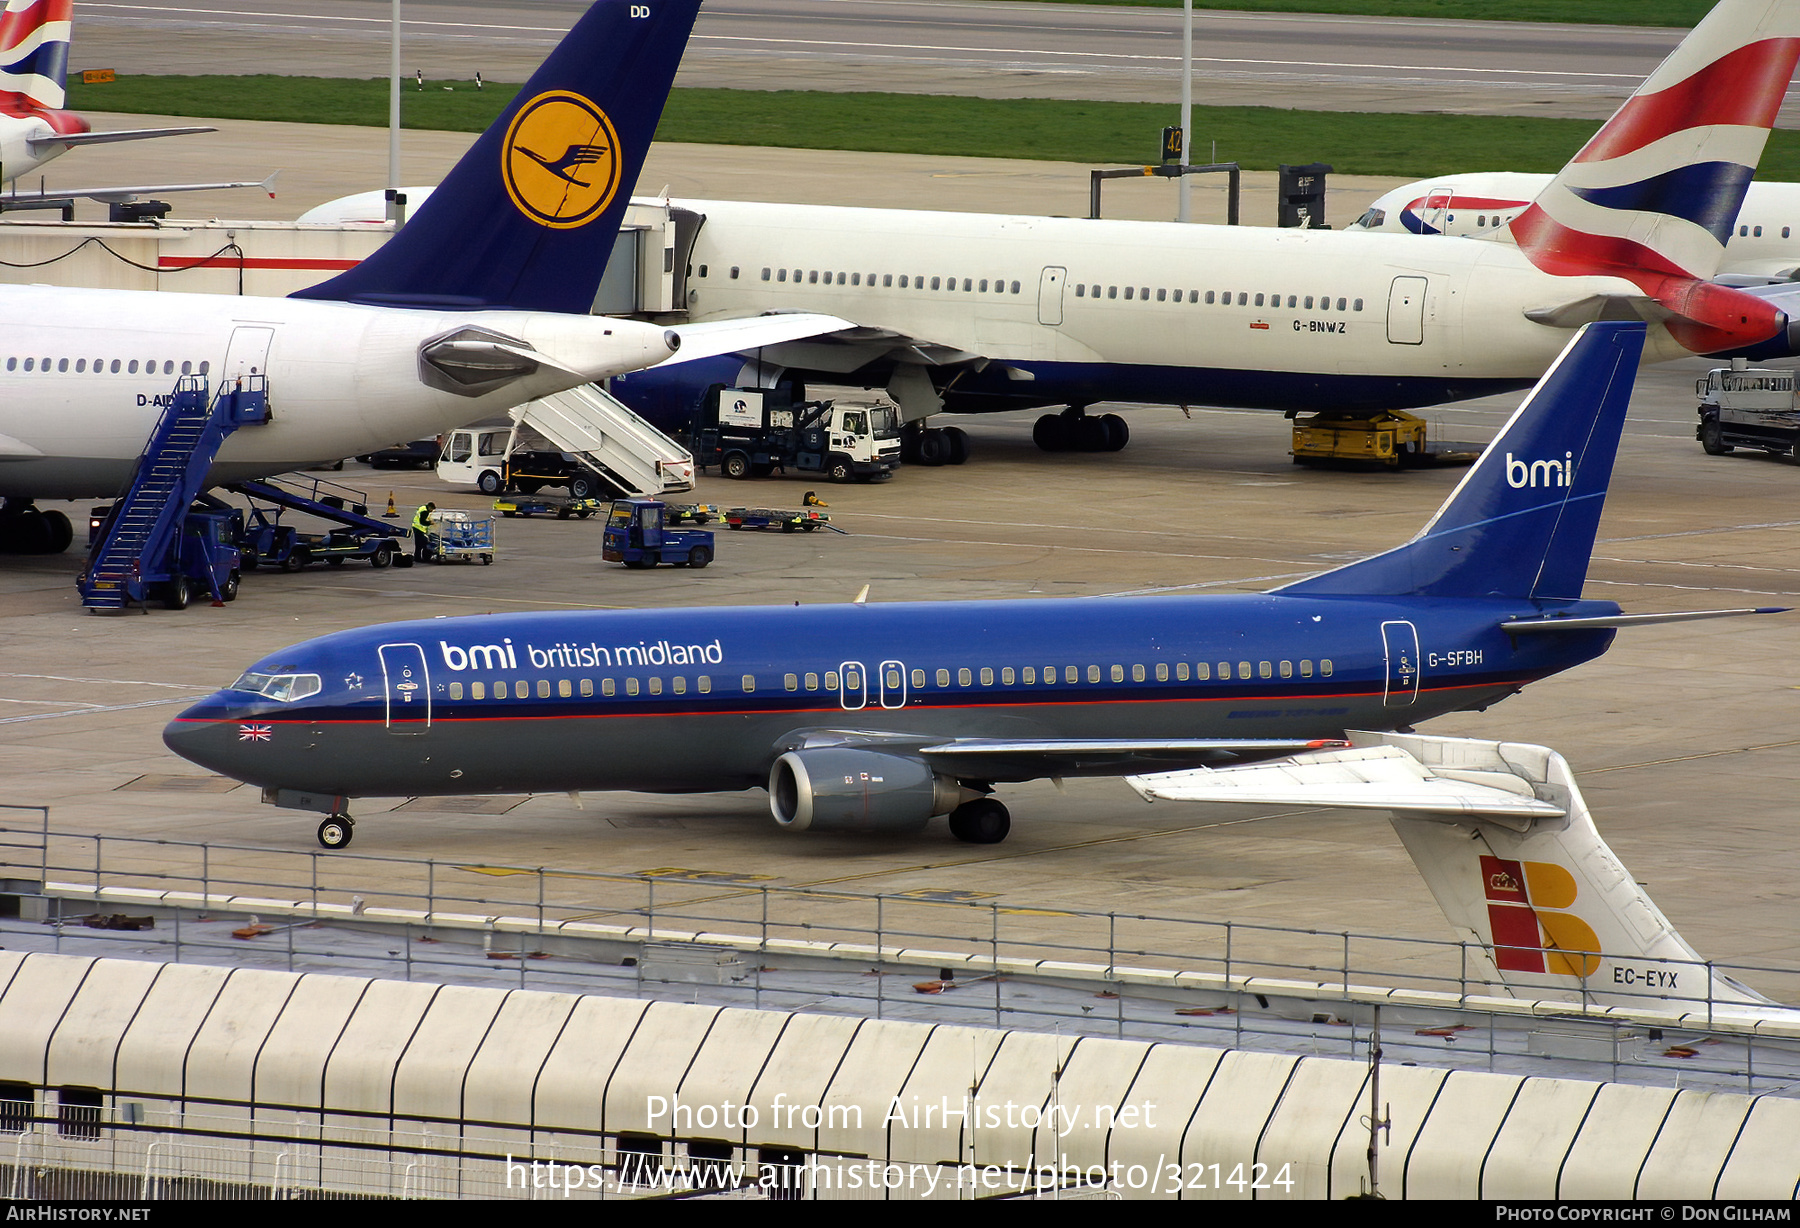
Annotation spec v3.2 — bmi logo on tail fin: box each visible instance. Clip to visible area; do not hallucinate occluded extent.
[1277,321,1646,601]
[293,0,702,313]
[1510,0,1800,352]
[0,0,71,113]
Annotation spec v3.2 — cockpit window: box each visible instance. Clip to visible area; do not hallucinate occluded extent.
[231,671,322,702]
[1350,208,1385,230]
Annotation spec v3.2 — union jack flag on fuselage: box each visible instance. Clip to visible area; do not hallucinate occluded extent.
[1510,0,1800,354]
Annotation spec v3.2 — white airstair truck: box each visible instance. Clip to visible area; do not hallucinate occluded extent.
[440,383,695,499]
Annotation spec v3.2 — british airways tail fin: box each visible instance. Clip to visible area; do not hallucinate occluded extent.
[0,0,70,112]
[1509,0,1800,352]
[293,0,700,313]
[1277,322,1645,601]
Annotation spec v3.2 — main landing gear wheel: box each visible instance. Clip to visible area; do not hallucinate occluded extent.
[1033,410,1128,454]
[0,502,73,554]
[948,797,1011,844]
[317,815,354,849]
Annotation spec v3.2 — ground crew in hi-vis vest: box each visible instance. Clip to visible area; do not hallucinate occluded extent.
[412,502,436,561]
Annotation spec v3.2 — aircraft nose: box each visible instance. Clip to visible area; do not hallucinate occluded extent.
[163,697,254,779]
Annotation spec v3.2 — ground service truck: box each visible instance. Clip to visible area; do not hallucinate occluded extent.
[1697,359,1800,459]
[695,386,902,482]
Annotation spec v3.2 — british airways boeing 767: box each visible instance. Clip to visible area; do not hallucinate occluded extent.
[164,322,1784,850]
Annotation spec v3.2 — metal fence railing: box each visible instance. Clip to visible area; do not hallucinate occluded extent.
[6,820,1800,1099]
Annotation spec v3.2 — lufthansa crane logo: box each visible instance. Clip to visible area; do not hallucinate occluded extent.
[501,90,622,229]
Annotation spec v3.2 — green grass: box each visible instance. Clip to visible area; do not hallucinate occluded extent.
[1022,1,1710,25]
[64,74,1800,181]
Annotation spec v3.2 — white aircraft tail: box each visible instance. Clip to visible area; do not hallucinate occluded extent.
[1130,732,1774,1009]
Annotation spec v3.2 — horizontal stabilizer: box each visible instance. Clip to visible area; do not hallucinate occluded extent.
[27,125,214,152]
[1127,744,1564,818]
[1503,606,1790,633]
[659,314,857,366]
[1131,731,1781,1011]
[3,171,279,205]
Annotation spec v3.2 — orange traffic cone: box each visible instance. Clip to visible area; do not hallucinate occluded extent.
[383,492,399,518]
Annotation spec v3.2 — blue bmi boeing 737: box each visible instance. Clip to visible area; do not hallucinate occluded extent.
[164,323,1781,850]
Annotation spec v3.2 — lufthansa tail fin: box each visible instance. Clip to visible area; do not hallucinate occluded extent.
[1276,321,1644,601]
[1129,732,1776,1010]
[1509,0,1800,352]
[292,0,700,313]
[1,0,72,112]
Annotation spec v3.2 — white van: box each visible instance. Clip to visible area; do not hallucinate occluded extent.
[436,422,514,494]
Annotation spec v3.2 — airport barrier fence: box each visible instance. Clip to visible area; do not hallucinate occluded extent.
[3,811,1799,1101]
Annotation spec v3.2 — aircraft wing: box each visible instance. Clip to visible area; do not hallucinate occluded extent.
[1127,743,1565,818]
[916,737,1349,780]
[659,313,859,366]
[776,728,1344,781]
[2,171,278,205]
[658,314,1000,379]
[26,126,215,152]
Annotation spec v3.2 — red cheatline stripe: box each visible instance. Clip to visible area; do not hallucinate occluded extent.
[157,257,362,271]
[0,0,65,55]
[1577,39,1800,163]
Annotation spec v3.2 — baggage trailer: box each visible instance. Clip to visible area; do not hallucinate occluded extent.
[493,493,606,519]
[428,511,495,564]
[724,506,844,534]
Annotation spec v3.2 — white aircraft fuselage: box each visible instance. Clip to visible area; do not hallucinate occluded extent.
[0,284,676,499]
[674,199,1687,415]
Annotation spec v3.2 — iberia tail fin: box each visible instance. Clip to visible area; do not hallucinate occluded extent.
[1129,732,1774,1010]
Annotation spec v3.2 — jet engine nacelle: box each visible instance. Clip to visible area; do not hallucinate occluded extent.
[769,748,962,834]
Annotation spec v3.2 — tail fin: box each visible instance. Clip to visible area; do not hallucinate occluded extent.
[1373,734,1774,1009]
[292,0,700,313]
[1128,732,1775,1010]
[1276,321,1644,601]
[0,0,71,112]
[1510,0,1800,351]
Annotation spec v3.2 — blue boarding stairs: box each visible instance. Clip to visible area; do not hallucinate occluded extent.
[78,376,270,612]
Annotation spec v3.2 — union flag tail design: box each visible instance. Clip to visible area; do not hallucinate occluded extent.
[1510,0,1800,353]
[0,0,70,113]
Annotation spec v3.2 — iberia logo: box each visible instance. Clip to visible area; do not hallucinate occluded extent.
[500,90,622,229]
[1479,854,1602,977]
